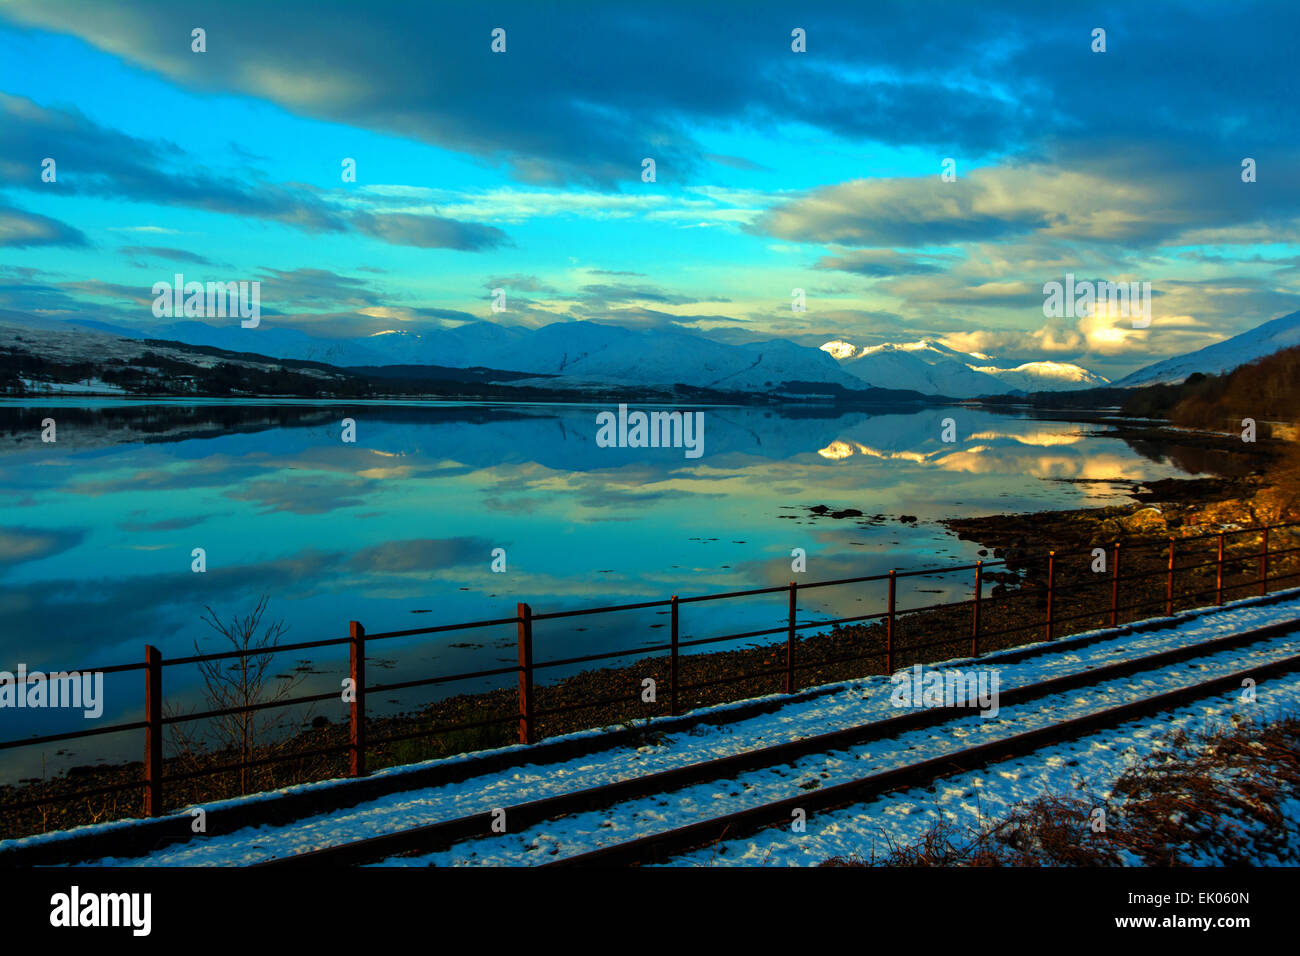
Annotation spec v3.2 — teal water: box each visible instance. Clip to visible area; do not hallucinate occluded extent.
[0,401,1215,776]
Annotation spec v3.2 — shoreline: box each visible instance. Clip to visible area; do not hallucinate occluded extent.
[3,415,1295,840]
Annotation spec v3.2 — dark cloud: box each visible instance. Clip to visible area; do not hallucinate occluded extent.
[0,93,509,251]
[0,202,87,248]
[9,1,1295,186]
[814,249,949,277]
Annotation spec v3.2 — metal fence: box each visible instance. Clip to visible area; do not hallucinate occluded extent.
[3,520,1298,823]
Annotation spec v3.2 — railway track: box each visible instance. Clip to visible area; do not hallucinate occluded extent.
[254,613,1300,868]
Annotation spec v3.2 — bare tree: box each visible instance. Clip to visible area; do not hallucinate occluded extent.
[188,596,305,795]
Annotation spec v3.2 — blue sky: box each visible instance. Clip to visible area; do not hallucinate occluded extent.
[1,0,1299,379]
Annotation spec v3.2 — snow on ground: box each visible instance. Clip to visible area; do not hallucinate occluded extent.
[669,673,1300,867]
[390,630,1300,866]
[54,589,1300,867]
[19,378,127,395]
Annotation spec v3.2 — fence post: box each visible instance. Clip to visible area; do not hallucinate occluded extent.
[1260,526,1270,597]
[669,595,680,717]
[1166,537,1175,616]
[349,621,366,777]
[971,560,982,656]
[885,570,896,674]
[1045,551,1055,641]
[1216,533,1225,605]
[1111,542,1121,627]
[143,644,162,817]
[785,581,797,694]
[517,603,534,745]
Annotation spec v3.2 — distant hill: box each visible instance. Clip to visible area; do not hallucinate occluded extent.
[1114,309,1300,387]
[1138,344,1300,429]
[0,313,936,406]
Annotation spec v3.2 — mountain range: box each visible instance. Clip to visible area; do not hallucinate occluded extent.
[62,318,1098,397]
[23,307,1300,399]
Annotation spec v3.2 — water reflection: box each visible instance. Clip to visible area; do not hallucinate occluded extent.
[0,400,1226,774]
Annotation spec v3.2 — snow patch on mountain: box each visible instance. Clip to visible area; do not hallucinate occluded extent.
[968,361,1110,391]
[820,339,1107,394]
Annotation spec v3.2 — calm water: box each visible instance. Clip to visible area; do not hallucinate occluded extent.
[0,400,1220,776]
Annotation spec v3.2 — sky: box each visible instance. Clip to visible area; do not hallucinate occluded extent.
[1,0,1298,380]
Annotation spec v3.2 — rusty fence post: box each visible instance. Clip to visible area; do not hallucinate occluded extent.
[785,582,797,694]
[885,570,896,674]
[1045,551,1056,641]
[1260,526,1270,597]
[971,560,982,656]
[1110,542,1121,627]
[349,621,366,777]
[1217,533,1225,605]
[1166,537,1175,616]
[517,603,534,744]
[144,644,162,817]
[669,596,680,717]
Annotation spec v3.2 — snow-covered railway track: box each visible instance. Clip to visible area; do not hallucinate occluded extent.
[255,615,1300,867]
[547,652,1300,867]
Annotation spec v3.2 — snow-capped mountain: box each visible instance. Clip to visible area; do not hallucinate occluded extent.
[67,318,868,393]
[1113,309,1300,387]
[49,314,1118,397]
[835,343,1010,396]
[968,361,1110,392]
[820,339,1108,394]
[488,322,865,391]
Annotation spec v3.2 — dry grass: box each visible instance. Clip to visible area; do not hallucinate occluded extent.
[822,713,1300,866]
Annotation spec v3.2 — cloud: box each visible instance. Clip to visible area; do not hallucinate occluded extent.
[7,0,1300,191]
[118,245,213,265]
[577,283,731,307]
[813,249,950,277]
[703,153,769,172]
[223,476,374,515]
[252,268,378,308]
[0,202,87,248]
[482,274,558,294]
[754,141,1300,251]
[349,537,496,574]
[0,93,509,250]
[0,526,85,568]
[348,211,509,251]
